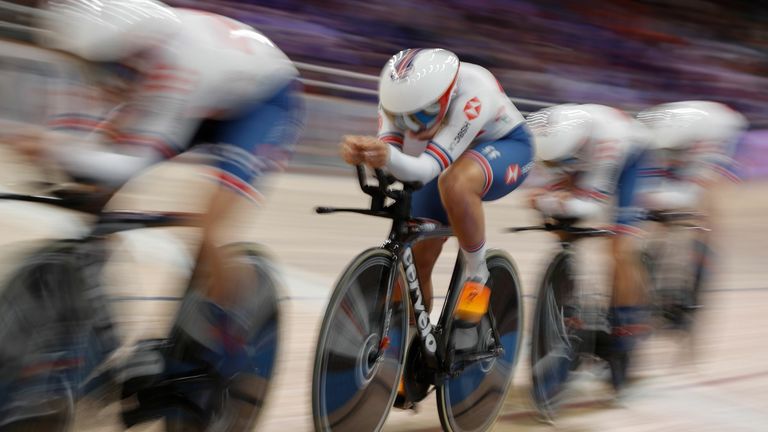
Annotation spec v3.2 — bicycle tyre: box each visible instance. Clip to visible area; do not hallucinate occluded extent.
[165,243,282,432]
[529,250,576,419]
[0,241,113,431]
[312,248,409,432]
[644,229,707,331]
[436,249,523,432]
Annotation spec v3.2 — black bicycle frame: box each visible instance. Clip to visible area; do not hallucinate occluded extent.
[0,191,199,238]
[317,166,453,370]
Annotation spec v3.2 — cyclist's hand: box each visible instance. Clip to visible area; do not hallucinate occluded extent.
[527,188,546,209]
[535,194,565,216]
[340,135,365,165]
[5,129,46,161]
[358,138,389,169]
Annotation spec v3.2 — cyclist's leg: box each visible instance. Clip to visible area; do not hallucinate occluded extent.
[175,81,303,374]
[411,238,447,313]
[607,150,651,387]
[440,124,533,322]
[411,178,450,313]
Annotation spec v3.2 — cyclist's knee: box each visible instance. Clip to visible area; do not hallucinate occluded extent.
[438,161,484,202]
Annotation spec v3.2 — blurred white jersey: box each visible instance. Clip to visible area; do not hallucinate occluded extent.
[378,63,524,181]
[158,9,298,117]
[637,101,745,211]
[50,8,298,158]
[540,105,647,196]
[535,104,650,221]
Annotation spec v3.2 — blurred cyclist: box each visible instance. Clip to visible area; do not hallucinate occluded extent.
[637,101,746,313]
[637,100,745,214]
[340,48,533,384]
[526,104,651,398]
[6,0,302,410]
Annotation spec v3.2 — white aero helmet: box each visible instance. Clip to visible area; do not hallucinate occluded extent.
[38,0,181,62]
[637,101,748,150]
[526,104,593,163]
[379,48,459,133]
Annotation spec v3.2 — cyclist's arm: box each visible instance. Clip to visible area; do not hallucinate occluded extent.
[562,139,625,218]
[44,65,198,186]
[377,105,443,184]
[386,147,443,184]
[47,137,163,186]
[644,141,736,210]
[387,93,492,184]
[45,100,190,186]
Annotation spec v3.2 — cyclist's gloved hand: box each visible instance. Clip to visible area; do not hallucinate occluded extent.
[340,135,366,165]
[359,137,390,169]
[535,194,565,217]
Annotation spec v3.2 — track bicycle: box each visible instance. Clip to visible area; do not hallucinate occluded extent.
[641,210,710,333]
[508,219,614,420]
[0,184,280,432]
[311,166,523,432]
[512,211,710,420]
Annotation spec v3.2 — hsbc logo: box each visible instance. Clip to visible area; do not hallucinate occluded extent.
[464,97,482,120]
[505,164,520,185]
[506,161,534,185]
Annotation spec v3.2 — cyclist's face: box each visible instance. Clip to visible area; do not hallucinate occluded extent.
[410,118,443,140]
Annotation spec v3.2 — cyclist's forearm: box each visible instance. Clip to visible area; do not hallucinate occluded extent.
[643,182,702,210]
[561,198,601,219]
[47,140,161,186]
[386,145,441,184]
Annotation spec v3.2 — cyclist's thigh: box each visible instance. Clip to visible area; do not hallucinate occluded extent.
[203,81,304,200]
[460,123,534,202]
[412,177,449,225]
[615,150,647,234]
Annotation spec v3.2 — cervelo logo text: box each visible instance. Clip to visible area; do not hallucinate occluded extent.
[402,247,437,353]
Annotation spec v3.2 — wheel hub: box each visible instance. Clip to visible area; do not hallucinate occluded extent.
[356,333,382,386]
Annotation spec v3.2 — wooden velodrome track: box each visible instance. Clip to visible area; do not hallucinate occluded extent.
[0,148,765,432]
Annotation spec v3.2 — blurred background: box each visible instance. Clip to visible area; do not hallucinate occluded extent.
[1,0,768,175]
[0,1,767,431]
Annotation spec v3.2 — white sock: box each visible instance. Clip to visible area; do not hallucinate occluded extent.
[462,241,488,281]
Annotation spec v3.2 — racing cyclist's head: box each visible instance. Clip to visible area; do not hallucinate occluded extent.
[379,48,459,140]
[527,104,594,171]
[637,101,747,157]
[37,0,181,94]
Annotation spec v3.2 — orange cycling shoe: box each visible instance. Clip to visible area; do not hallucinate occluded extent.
[454,277,491,324]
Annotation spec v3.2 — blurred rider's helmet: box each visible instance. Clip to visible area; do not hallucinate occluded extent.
[637,101,747,150]
[37,0,181,62]
[527,104,593,164]
[379,48,459,133]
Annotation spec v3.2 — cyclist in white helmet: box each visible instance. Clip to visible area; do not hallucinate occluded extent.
[341,48,533,382]
[637,101,746,211]
[12,0,302,403]
[526,103,651,399]
[637,101,746,318]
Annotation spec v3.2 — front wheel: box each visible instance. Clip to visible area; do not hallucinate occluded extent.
[437,250,523,432]
[312,248,409,432]
[144,243,281,432]
[529,250,577,420]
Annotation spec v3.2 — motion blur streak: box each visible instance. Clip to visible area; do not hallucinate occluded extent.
[0,1,766,431]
